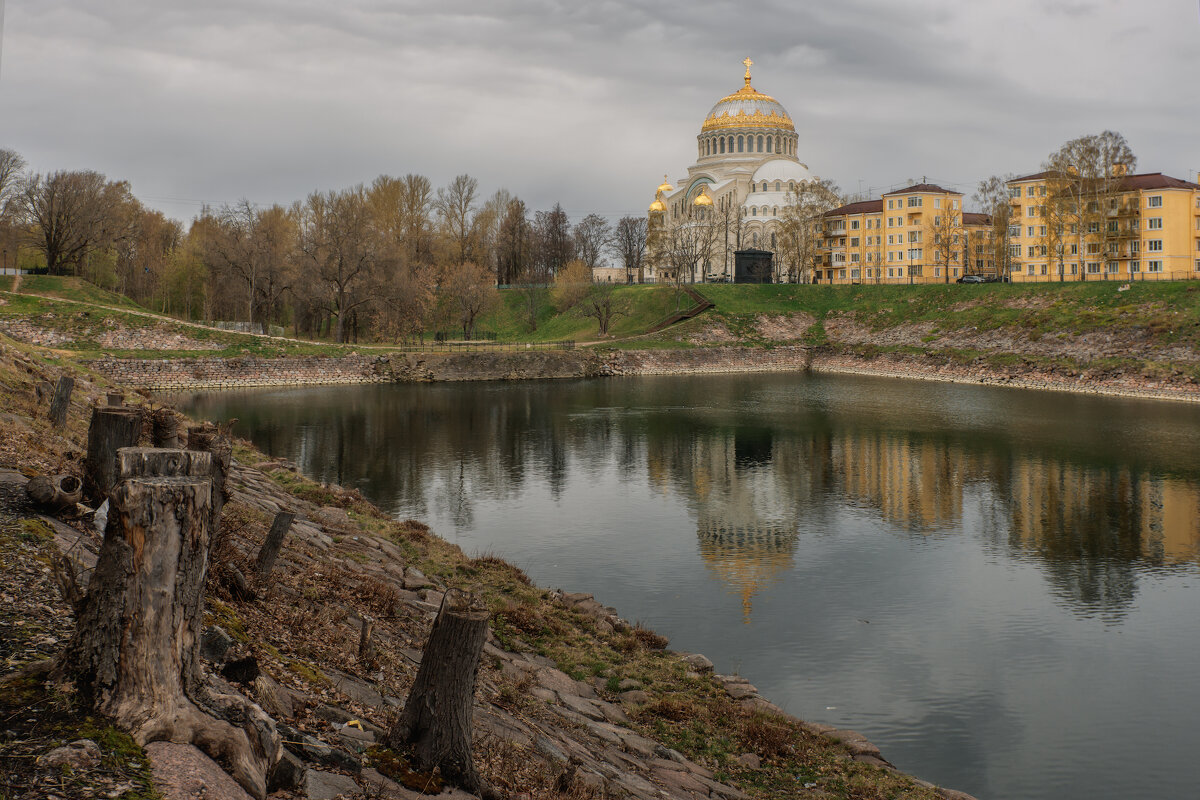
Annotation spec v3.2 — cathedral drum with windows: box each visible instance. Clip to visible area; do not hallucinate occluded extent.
[646,59,821,283]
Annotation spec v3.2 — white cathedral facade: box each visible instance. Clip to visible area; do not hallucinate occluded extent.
[647,59,817,282]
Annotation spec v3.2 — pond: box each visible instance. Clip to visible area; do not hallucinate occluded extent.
[178,373,1200,800]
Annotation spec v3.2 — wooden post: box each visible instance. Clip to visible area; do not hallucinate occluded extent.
[59,466,272,799]
[106,392,125,407]
[85,407,144,502]
[48,376,74,428]
[388,589,496,799]
[254,511,294,582]
[358,615,375,665]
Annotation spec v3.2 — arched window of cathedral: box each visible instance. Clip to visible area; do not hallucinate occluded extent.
[719,137,725,154]
[771,233,777,248]
[766,137,773,154]
[776,136,782,153]
[757,135,763,152]
[750,183,755,193]
[789,181,795,191]
[737,135,744,153]
[761,181,767,192]
[753,232,759,246]
[728,136,734,152]
[751,207,757,216]
[775,181,781,192]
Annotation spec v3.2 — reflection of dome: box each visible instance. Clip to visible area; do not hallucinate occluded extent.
[698,515,798,624]
[752,158,811,185]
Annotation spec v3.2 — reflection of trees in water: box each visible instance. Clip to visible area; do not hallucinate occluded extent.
[190,378,1200,620]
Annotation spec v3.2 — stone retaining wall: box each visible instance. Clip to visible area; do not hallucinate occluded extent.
[89,347,1200,404]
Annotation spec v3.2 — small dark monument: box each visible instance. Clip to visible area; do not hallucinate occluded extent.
[733,248,774,284]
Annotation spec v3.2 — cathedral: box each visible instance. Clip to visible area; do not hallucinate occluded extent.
[647,59,816,282]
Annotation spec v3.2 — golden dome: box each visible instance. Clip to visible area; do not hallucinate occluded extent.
[656,174,674,194]
[649,187,667,213]
[701,60,794,133]
[692,186,713,207]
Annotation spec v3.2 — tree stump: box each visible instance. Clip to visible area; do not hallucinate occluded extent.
[255,511,294,583]
[187,423,232,548]
[388,589,495,798]
[48,376,74,428]
[85,407,144,502]
[58,453,274,799]
[151,407,182,448]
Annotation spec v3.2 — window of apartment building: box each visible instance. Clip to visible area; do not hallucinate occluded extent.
[1068,263,1078,274]
[887,217,894,228]
[1107,220,1119,233]
[1071,243,1079,255]
[1028,246,1036,257]
[1106,261,1119,274]
[1195,259,1200,271]
[1039,186,1046,196]
[851,254,860,263]
[888,252,895,262]
[1026,226,1034,237]
[887,234,894,245]
[1027,206,1036,217]
[1087,262,1101,274]
[1009,244,1021,257]
[1087,222,1100,233]
[976,259,985,269]
[839,269,846,279]
[908,196,922,207]
[952,199,959,209]
[934,198,942,209]
[1107,242,1119,254]
[850,268,860,277]
[1148,240,1163,252]
[934,267,942,277]
[909,266,923,277]
[1041,264,1048,275]
[1130,261,1140,273]
[1147,196,1162,208]
[1038,226,1047,237]
[851,220,859,230]
[887,199,894,210]
[1009,225,1021,238]
[1027,263,1035,275]
[1148,218,1163,229]
[909,248,922,261]
[1009,186,1021,199]
[1148,260,1163,272]
[1086,243,1101,254]
[909,231,921,243]
[1027,186,1036,197]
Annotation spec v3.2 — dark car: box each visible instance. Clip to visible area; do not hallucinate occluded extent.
[956,274,986,284]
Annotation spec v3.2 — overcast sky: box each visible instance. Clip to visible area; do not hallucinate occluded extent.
[2,0,1198,226]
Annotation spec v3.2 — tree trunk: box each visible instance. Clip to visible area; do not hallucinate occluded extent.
[85,407,144,502]
[48,376,74,428]
[388,590,495,798]
[58,463,273,799]
[254,511,294,582]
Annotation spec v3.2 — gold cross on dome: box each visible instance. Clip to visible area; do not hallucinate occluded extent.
[743,57,753,83]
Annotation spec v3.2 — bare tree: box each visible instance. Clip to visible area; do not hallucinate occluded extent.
[1044,131,1136,281]
[611,216,647,284]
[18,170,128,275]
[296,186,376,343]
[927,195,963,282]
[495,197,530,286]
[974,174,1016,280]
[441,261,496,340]
[573,213,611,271]
[531,203,574,281]
[435,174,479,266]
[0,148,25,213]
[778,178,842,283]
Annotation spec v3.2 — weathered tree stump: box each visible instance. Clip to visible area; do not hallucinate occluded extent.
[106,392,125,407]
[187,423,232,547]
[358,615,375,665]
[388,589,496,798]
[48,376,74,428]
[26,473,82,514]
[151,407,182,448]
[58,450,274,799]
[254,511,294,583]
[85,407,144,502]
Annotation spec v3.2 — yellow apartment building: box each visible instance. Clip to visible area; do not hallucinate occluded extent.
[814,183,992,284]
[1006,171,1200,282]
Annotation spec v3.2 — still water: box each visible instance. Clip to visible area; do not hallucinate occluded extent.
[179,374,1200,800]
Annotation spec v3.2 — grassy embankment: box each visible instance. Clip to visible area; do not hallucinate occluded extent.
[5,276,1200,382]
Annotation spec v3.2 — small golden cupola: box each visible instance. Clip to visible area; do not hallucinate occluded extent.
[657,174,674,194]
[649,190,667,213]
[692,185,713,207]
